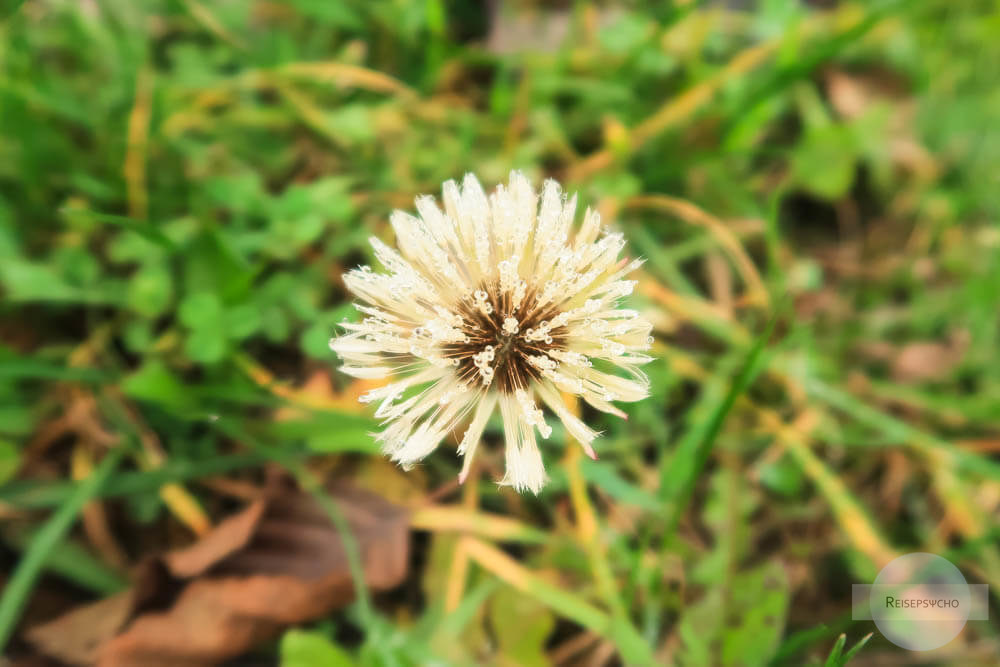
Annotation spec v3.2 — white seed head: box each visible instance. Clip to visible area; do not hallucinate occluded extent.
[330,171,653,493]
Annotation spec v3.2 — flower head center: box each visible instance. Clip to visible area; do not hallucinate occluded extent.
[443,282,565,394]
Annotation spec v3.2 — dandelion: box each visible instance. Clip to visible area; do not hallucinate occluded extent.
[330,171,653,493]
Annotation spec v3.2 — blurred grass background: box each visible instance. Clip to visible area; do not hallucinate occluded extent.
[1,0,999,664]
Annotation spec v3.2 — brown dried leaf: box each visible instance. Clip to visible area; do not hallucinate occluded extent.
[161,500,266,578]
[486,7,573,55]
[26,593,134,666]
[891,335,966,384]
[98,575,357,667]
[824,67,909,121]
[27,485,408,667]
[824,66,939,181]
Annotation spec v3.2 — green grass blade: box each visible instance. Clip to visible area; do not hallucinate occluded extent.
[660,307,781,533]
[823,633,847,667]
[0,446,124,652]
[0,451,287,509]
[1,528,128,595]
[806,377,1000,480]
[840,632,874,664]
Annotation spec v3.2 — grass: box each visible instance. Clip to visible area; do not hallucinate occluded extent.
[2,0,999,664]
[0,446,124,649]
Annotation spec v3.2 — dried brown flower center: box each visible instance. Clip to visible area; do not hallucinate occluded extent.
[442,283,565,394]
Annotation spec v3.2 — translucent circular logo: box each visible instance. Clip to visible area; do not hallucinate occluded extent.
[869,553,971,651]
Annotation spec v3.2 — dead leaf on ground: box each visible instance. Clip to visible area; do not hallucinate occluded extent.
[823,67,939,181]
[26,483,409,667]
[824,67,909,120]
[892,332,968,384]
[24,593,135,666]
[854,330,968,384]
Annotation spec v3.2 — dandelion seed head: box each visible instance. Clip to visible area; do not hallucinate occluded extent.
[330,171,653,493]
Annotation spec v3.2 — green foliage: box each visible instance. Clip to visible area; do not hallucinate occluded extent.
[678,561,789,666]
[489,586,554,666]
[823,632,874,667]
[1,0,998,664]
[281,629,357,667]
[0,448,124,651]
[0,439,18,485]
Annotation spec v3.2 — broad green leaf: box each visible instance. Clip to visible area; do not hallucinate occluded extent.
[267,412,376,453]
[122,320,154,353]
[791,124,856,200]
[301,320,334,359]
[121,359,195,412]
[226,302,262,340]
[184,327,228,364]
[261,306,291,342]
[178,292,223,329]
[0,260,83,303]
[127,261,173,318]
[182,230,253,301]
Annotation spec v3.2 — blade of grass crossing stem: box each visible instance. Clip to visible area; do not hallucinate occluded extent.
[297,471,376,629]
[0,447,124,652]
[210,417,375,630]
[661,308,780,534]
